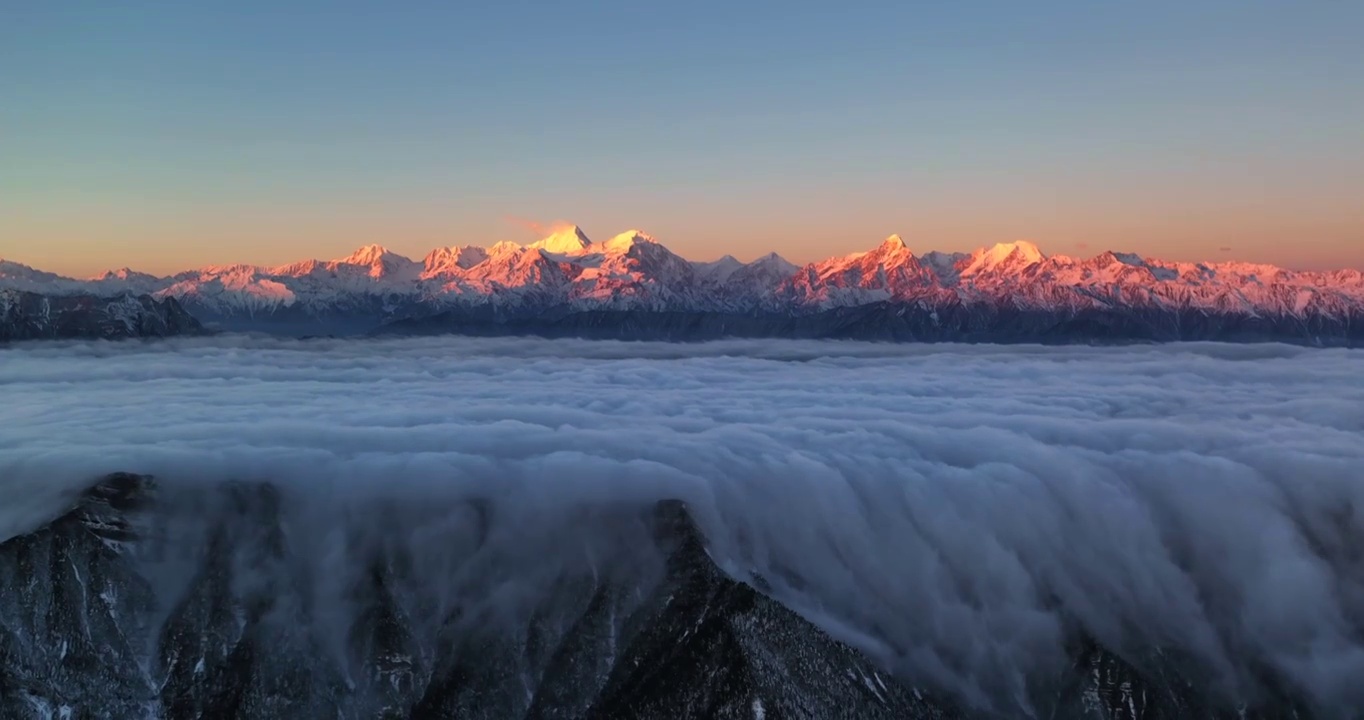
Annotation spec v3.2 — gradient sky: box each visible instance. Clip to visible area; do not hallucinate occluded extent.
[3,1,1362,276]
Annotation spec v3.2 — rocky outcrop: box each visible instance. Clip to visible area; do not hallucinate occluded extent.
[0,475,1328,718]
[0,290,202,342]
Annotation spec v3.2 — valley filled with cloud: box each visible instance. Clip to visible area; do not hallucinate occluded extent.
[2,336,1362,713]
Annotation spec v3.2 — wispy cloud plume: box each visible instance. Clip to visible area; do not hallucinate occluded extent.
[502,216,578,239]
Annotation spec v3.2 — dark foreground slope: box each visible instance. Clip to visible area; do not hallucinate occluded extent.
[0,291,201,342]
[0,476,1316,719]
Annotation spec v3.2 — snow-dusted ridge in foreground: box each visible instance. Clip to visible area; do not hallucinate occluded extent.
[3,227,1362,342]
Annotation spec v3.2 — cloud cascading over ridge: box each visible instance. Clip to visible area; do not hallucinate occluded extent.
[2,336,1363,714]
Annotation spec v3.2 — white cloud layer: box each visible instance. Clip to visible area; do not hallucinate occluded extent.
[2,336,1363,712]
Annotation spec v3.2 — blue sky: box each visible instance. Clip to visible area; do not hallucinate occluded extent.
[2,1,1361,274]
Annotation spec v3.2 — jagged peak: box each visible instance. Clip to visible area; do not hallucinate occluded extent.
[423,245,488,269]
[334,244,408,267]
[327,244,420,279]
[600,229,660,254]
[199,263,266,276]
[1003,239,1043,259]
[749,252,797,274]
[854,234,916,266]
[92,267,142,281]
[1092,250,1147,267]
[422,246,454,261]
[454,245,488,269]
[488,240,523,256]
[529,225,592,254]
[694,255,745,282]
[984,240,1044,263]
[960,240,1046,276]
[272,258,323,276]
[1205,260,1289,277]
[814,236,910,269]
[880,234,910,252]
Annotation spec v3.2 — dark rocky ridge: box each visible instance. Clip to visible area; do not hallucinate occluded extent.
[0,474,1325,718]
[0,290,202,342]
[373,302,1364,347]
[3,286,1358,346]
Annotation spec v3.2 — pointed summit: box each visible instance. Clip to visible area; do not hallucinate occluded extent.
[730,251,798,285]
[865,234,915,264]
[749,252,797,274]
[813,234,920,274]
[529,225,592,255]
[694,255,744,283]
[881,234,909,251]
[793,233,936,304]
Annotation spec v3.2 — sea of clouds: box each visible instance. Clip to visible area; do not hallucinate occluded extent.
[2,336,1363,713]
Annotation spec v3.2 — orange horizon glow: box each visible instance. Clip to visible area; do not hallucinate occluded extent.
[6,3,1361,279]
[4,212,1361,279]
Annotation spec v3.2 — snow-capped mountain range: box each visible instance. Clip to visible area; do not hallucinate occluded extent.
[3,227,1362,342]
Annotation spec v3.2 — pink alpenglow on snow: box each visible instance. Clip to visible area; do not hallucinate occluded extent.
[2,228,1362,322]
